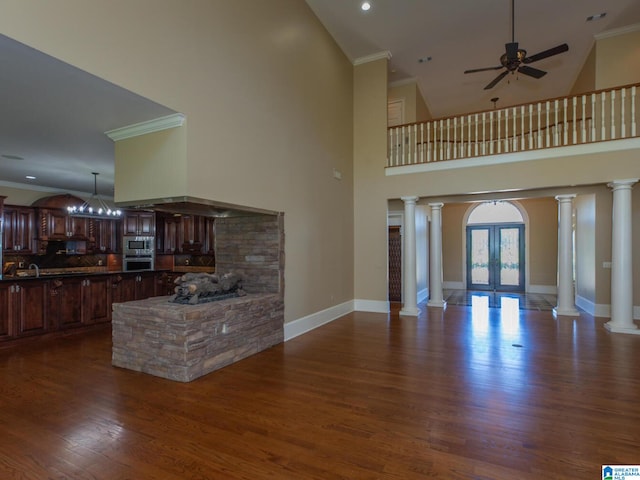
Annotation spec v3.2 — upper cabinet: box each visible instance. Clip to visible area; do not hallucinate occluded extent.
[155,213,215,254]
[37,208,88,240]
[3,205,35,253]
[123,211,155,236]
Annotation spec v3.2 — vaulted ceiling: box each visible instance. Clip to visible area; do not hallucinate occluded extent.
[305,0,640,117]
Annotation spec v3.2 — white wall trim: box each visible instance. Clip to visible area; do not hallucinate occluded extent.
[595,22,640,40]
[386,138,640,176]
[105,113,185,141]
[443,281,464,290]
[528,284,557,295]
[354,299,390,313]
[353,51,392,65]
[284,300,354,341]
[576,295,611,318]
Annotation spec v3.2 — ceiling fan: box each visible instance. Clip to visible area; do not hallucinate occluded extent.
[464,0,569,90]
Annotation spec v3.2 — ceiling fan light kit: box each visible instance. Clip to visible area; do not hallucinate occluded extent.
[464,0,569,90]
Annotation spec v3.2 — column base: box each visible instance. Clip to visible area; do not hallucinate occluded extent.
[553,307,580,318]
[427,300,447,308]
[604,321,640,335]
[399,307,419,316]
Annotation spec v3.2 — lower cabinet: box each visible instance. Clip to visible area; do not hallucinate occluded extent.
[0,281,49,340]
[0,271,167,344]
[111,272,157,304]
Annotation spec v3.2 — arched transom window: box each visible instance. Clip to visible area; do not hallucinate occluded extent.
[467,201,524,225]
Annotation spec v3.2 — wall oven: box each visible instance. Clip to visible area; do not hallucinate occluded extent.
[123,236,155,271]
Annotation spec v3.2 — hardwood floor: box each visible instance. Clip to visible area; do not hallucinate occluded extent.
[1,304,639,479]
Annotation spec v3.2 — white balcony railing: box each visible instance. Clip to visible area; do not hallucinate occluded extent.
[387,83,639,168]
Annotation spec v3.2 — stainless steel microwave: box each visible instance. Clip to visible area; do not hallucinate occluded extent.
[123,236,154,255]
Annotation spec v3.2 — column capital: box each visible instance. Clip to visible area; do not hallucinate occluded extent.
[401,196,419,204]
[555,194,576,202]
[428,202,444,209]
[608,179,639,190]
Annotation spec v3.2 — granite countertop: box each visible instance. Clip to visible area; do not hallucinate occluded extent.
[0,268,172,282]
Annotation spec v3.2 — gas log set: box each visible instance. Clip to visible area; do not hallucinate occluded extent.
[169,272,246,304]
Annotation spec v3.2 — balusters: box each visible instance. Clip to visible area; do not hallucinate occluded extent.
[420,123,424,164]
[621,88,626,138]
[601,91,606,140]
[385,83,638,168]
[426,121,431,162]
[611,89,616,140]
[632,86,637,138]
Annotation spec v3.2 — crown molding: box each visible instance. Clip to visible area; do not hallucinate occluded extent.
[353,51,392,66]
[595,22,640,40]
[105,113,185,141]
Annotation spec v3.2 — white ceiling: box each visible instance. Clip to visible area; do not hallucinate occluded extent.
[305,0,640,117]
[1,3,639,197]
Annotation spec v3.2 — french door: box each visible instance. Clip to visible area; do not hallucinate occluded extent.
[466,224,525,292]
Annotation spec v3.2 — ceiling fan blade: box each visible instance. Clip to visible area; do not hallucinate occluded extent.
[523,43,569,63]
[518,65,547,79]
[464,65,503,74]
[484,70,509,90]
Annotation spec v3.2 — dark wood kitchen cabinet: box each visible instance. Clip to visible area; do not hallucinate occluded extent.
[38,208,88,240]
[49,278,84,329]
[123,211,155,236]
[155,213,181,253]
[0,284,15,339]
[91,218,121,253]
[112,272,156,303]
[83,276,112,324]
[49,275,112,329]
[0,281,48,340]
[3,205,35,253]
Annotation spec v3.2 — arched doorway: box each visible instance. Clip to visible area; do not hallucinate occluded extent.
[466,201,525,292]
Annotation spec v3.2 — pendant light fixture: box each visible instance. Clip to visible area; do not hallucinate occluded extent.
[67,172,122,219]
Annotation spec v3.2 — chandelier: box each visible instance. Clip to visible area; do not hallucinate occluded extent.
[67,172,122,218]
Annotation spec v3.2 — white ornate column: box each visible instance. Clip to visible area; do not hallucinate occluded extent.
[605,179,639,334]
[554,194,580,317]
[427,202,446,308]
[400,196,419,316]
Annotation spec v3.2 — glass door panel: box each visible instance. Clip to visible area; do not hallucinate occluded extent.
[469,228,490,286]
[467,224,524,292]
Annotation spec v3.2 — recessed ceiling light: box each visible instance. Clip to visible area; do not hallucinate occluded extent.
[361,2,371,11]
[1,154,24,160]
[25,175,36,180]
[587,12,606,21]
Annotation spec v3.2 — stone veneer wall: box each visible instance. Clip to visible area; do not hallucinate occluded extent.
[214,213,284,295]
[112,293,284,382]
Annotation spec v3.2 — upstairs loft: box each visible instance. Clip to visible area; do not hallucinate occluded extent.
[386,83,640,177]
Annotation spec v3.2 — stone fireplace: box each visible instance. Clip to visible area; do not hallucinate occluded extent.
[111,212,285,382]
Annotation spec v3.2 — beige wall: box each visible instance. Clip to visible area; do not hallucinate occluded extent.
[596,28,640,89]
[354,58,389,303]
[1,0,355,324]
[570,45,596,95]
[575,193,596,303]
[114,125,188,203]
[388,82,432,124]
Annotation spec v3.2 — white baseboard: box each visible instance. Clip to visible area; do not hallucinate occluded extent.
[576,295,611,318]
[417,288,429,303]
[284,300,354,341]
[443,281,464,290]
[354,299,390,313]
